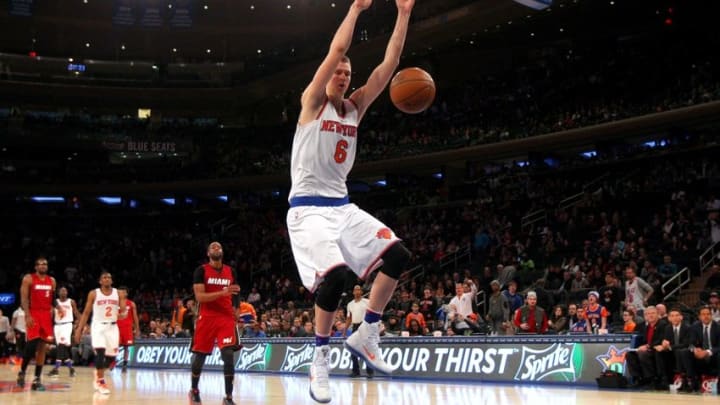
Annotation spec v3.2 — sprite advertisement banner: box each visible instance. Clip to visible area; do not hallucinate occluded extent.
[125,335,633,385]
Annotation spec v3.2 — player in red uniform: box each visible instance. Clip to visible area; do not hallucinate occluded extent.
[116,286,140,373]
[17,257,56,391]
[188,242,241,405]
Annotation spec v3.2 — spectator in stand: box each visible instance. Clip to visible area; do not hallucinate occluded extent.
[626,306,669,389]
[244,320,267,338]
[502,280,523,317]
[659,307,691,390]
[598,273,623,324]
[585,291,609,333]
[570,271,589,293]
[655,304,668,320]
[569,306,590,333]
[706,264,720,292]
[418,288,438,328]
[625,266,654,315]
[296,321,314,338]
[345,285,373,379]
[548,305,569,334]
[707,292,720,323]
[181,299,196,337]
[657,255,679,279]
[567,303,579,326]
[385,316,402,336]
[407,319,425,336]
[171,300,186,331]
[448,281,482,335]
[486,280,510,335]
[683,306,720,392]
[513,291,548,334]
[405,302,427,332]
[622,309,637,332]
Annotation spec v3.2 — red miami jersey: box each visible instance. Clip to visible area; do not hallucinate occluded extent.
[29,273,54,310]
[193,264,237,318]
[288,98,360,200]
[117,299,135,329]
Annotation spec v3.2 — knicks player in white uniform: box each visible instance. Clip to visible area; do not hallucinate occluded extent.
[49,287,79,377]
[74,272,126,395]
[286,0,415,402]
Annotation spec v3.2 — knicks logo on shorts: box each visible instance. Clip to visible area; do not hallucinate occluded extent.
[376,228,393,240]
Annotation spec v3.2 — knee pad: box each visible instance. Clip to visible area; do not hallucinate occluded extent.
[191,353,206,375]
[379,242,411,280]
[315,266,350,312]
[221,348,234,374]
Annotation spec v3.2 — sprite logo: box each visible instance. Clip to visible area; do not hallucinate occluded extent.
[280,344,314,372]
[514,343,583,382]
[236,344,268,371]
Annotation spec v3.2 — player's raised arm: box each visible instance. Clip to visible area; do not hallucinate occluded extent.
[299,0,372,124]
[350,0,414,121]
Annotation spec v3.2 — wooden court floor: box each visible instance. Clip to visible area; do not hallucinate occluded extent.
[1,364,716,404]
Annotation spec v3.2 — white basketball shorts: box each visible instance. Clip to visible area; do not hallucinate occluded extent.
[54,323,73,346]
[91,322,119,356]
[287,202,400,292]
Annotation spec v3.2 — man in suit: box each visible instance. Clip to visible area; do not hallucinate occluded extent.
[683,306,720,392]
[657,307,692,389]
[626,305,669,388]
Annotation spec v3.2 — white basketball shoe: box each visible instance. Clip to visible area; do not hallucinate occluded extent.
[345,321,392,374]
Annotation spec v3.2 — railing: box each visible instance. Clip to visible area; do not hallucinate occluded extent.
[699,240,720,275]
[662,266,691,301]
[521,209,546,232]
[475,289,486,317]
[558,172,610,212]
[559,191,585,212]
[397,264,425,292]
[438,246,472,271]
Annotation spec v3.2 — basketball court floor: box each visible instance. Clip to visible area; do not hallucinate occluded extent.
[0,364,715,404]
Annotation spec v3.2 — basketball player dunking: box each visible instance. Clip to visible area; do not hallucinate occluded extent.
[285,0,415,402]
[74,272,126,395]
[17,257,56,391]
[188,241,242,405]
[49,286,80,378]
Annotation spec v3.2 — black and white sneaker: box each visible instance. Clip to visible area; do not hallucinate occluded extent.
[188,389,202,405]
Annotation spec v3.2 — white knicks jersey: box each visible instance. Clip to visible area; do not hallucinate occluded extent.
[54,298,74,323]
[92,288,120,324]
[289,98,359,200]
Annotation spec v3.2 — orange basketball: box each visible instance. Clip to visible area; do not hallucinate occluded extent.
[389,67,436,114]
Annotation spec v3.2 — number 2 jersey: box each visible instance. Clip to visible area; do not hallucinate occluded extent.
[288,98,359,200]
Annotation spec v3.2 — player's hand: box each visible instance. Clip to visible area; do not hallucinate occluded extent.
[353,0,372,11]
[396,0,414,13]
[224,284,241,296]
[26,313,35,329]
[73,330,81,345]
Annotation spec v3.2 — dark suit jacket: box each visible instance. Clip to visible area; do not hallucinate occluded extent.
[688,321,720,353]
[634,319,669,348]
[662,322,692,351]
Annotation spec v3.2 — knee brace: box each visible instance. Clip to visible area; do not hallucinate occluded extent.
[315,266,350,312]
[221,347,234,375]
[379,242,411,280]
[191,353,206,376]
